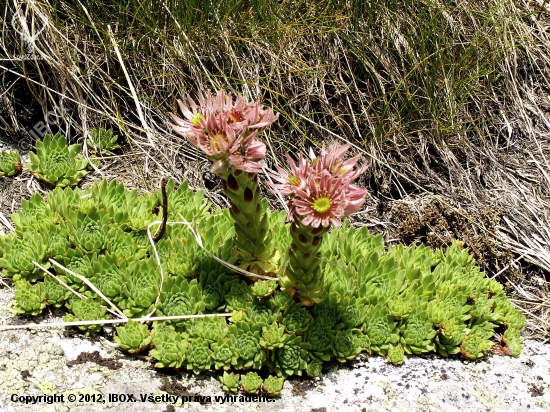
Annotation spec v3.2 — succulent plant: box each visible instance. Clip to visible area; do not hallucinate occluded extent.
[503,328,522,357]
[105,228,147,266]
[386,344,405,365]
[45,185,86,220]
[468,295,499,322]
[59,249,94,293]
[426,299,456,326]
[280,223,329,306]
[150,329,187,369]
[187,316,228,343]
[11,193,57,233]
[460,334,493,360]
[246,302,278,328]
[224,281,254,311]
[250,279,278,299]
[211,338,239,370]
[87,127,120,154]
[124,192,162,231]
[229,321,265,369]
[387,297,413,321]
[305,361,323,378]
[269,290,294,311]
[306,321,335,361]
[0,158,527,394]
[504,307,526,331]
[270,335,309,377]
[199,270,237,311]
[114,319,152,354]
[90,179,130,223]
[400,307,437,355]
[64,207,112,253]
[164,178,211,223]
[120,258,162,318]
[0,231,48,281]
[225,172,278,278]
[332,329,362,362]
[43,275,70,308]
[14,280,46,315]
[150,321,177,342]
[281,303,313,335]
[219,372,240,393]
[364,304,399,355]
[229,310,247,323]
[262,375,284,396]
[199,210,235,255]
[186,337,213,374]
[272,144,367,305]
[40,224,71,260]
[0,149,22,177]
[88,254,125,301]
[434,319,468,357]
[172,91,277,281]
[65,298,109,336]
[157,276,205,327]
[339,296,368,328]
[260,323,289,350]
[469,321,496,341]
[27,133,88,187]
[164,237,201,278]
[240,371,263,394]
[311,292,340,327]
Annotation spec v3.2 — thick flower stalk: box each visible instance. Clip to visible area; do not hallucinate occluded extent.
[271,144,367,305]
[170,90,279,278]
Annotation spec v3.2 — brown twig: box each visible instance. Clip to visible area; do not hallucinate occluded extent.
[153,176,169,243]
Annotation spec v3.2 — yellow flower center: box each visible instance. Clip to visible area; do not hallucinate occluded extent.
[211,132,227,151]
[312,197,331,213]
[191,112,205,127]
[289,174,300,186]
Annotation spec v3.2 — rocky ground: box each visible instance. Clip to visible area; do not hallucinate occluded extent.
[1,287,549,412]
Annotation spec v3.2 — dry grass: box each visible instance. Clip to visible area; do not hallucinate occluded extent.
[0,0,549,338]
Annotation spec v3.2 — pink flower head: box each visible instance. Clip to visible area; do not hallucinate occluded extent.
[170,90,278,174]
[225,132,267,173]
[292,171,348,228]
[342,184,368,215]
[311,143,368,181]
[271,144,368,227]
[269,152,311,196]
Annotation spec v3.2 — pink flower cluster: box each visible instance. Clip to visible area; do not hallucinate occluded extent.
[170,90,278,174]
[271,144,367,228]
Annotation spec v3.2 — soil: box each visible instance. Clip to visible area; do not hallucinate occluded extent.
[66,351,123,370]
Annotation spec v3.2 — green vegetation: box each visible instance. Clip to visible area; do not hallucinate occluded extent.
[27,133,89,187]
[0,176,525,393]
[0,0,541,396]
[0,150,22,177]
[3,1,549,284]
[87,128,120,155]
